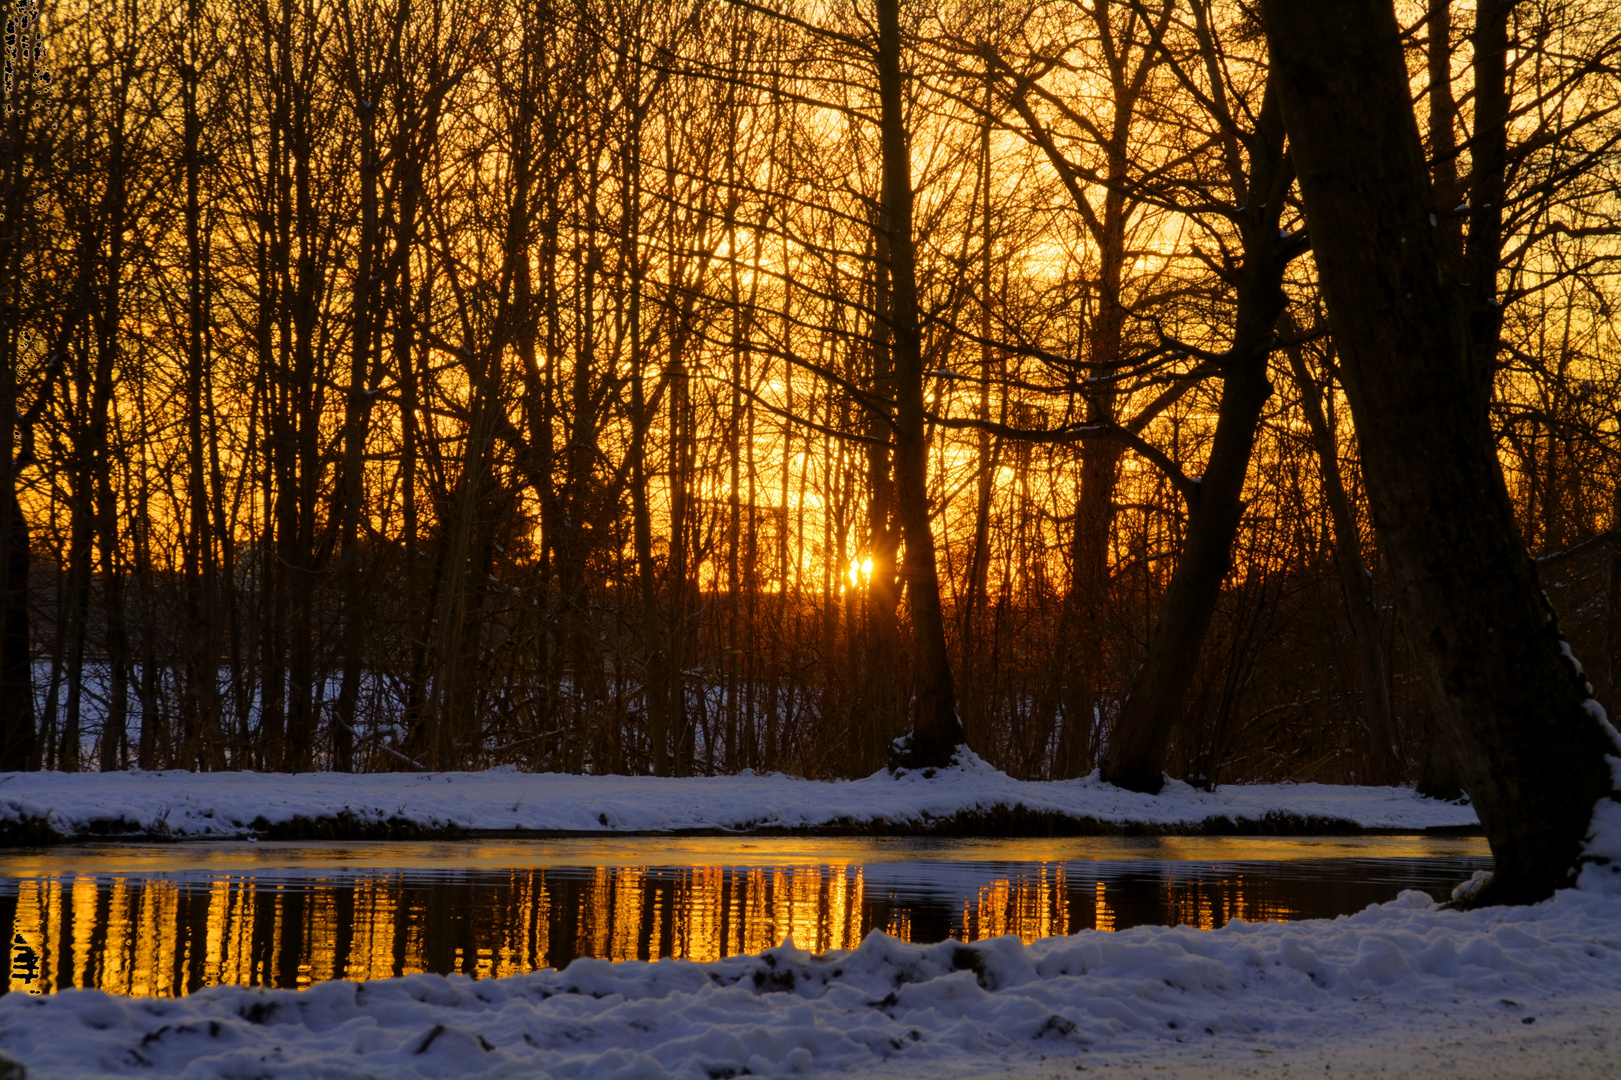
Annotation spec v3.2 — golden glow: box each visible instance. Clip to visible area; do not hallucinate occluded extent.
[3,835,1486,996]
[1094,881,1113,933]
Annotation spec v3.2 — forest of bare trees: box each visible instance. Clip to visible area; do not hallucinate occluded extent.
[1,0,1618,786]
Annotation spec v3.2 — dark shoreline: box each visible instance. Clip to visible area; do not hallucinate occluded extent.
[0,805,1485,848]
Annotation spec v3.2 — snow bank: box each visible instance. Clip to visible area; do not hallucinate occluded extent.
[1,872,1616,1078]
[1,768,1616,1078]
[0,752,1479,844]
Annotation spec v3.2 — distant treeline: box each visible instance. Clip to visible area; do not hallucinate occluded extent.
[0,0,1617,782]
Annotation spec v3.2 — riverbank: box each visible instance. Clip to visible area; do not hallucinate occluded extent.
[0,753,1479,845]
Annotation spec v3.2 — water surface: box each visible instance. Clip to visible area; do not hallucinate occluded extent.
[1,835,1489,998]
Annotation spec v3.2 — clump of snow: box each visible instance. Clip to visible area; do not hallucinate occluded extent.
[1580,795,1621,897]
[1560,639,1587,680]
[0,759,1480,844]
[2,870,1616,1079]
[1450,869,1493,904]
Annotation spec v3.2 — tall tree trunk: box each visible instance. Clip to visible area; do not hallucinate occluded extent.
[557,154,605,770]
[0,491,30,771]
[1051,118,1133,780]
[256,4,289,769]
[97,447,130,772]
[876,0,964,770]
[59,435,92,772]
[621,45,669,778]
[1099,86,1296,794]
[1262,0,1621,904]
[332,11,385,772]
[666,194,693,777]
[393,60,428,770]
[0,0,47,772]
[724,78,743,774]
[860,215,902,771]
[961,44,999,747]
[180,0,219,770]
[284,8,322,771]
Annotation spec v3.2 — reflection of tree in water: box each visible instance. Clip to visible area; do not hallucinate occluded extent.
[1,857,1488,997]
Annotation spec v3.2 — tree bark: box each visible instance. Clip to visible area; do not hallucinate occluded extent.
[1261,0,1621,904]
[860,219,903,771]
[876,0,965,770]
[0,491,31,772]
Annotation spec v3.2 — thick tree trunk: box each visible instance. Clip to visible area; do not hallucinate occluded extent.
[876,0,965,770]
[1056,440,1119,777]
[860,226,903,770]
[0,491,31,771]
[666,247,694,777]
[1262,0,1621,904]
[556,165,607,771]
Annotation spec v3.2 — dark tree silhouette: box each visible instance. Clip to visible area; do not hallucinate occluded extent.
[1261,0,1621,903]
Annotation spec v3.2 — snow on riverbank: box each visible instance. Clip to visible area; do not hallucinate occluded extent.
[1,841,1617,1079]
[0,753,1480,843]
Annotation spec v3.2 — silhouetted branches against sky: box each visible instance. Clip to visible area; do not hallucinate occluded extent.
[0,0,1615,785]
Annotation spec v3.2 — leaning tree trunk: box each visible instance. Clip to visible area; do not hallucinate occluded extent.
[1098,86,1295,794]
[1097,299,1281,791]
[876,0,965,770]
[1261,0,1621,904]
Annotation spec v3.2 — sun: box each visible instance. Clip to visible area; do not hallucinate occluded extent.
[848,556,874,588]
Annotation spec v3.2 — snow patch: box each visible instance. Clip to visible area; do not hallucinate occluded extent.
[1580,796,1621,897]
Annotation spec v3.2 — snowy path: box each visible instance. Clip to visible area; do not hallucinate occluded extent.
[1,860,1616,1079]
[0,755,1481,844]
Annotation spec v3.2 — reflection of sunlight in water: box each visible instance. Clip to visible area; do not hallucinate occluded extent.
[4,838,1488,998]
[0,865,1283,995]
[961,865,1069,943]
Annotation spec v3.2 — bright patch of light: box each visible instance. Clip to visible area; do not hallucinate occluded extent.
[848,556,873,588]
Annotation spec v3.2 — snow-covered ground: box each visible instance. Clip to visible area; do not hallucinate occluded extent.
[0,753,1481,843]
[3,758,1615,1078]
[1,826,1617,1079]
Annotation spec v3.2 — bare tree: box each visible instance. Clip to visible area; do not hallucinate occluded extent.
[1262,0,1621,903]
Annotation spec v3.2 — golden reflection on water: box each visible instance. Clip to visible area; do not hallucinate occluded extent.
[7,865,879,996]
[3,836,1490,999]
[2,862,1260,997]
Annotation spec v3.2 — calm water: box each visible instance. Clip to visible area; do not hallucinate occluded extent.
[1,835,1489,998]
